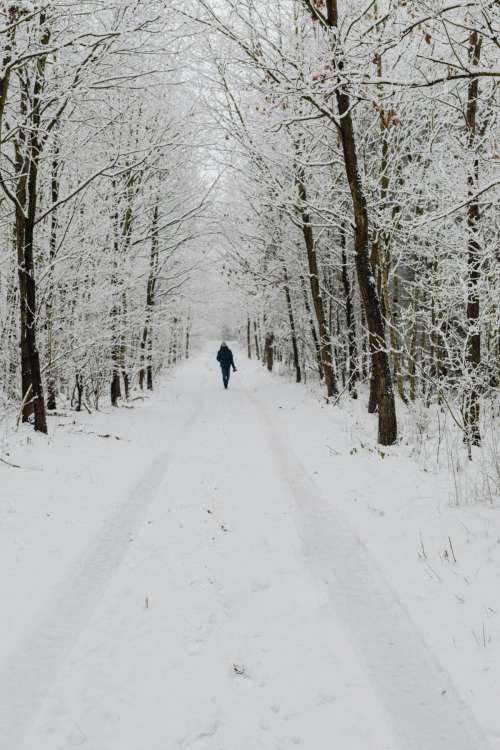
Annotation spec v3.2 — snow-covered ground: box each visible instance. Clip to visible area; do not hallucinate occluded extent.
[1,344,499,749]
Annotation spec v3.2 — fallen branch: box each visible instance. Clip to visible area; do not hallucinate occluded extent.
[0,455,42,471]
[0,455,21,468]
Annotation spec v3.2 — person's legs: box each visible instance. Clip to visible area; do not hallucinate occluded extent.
[222,366,230,389]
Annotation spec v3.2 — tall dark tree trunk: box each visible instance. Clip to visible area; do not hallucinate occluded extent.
[261,314,267,365]
[110,345,121,406]
[185,317,191,360]
[247,317,252,358]
[73,373,83,412]
[324,0,397,444]
[253,319,260,360]
[139,323,148,390]
[110,179,121,405]
[283,266,301,383]
[14,124,33,423]
[14,17,51,433]
[110,260,122,406]
[23,167,48,433]
[146,355,153,391]
[46,137,59,411]
[122,369,130,400]
[464,29,482,449]
[264,332,274,372]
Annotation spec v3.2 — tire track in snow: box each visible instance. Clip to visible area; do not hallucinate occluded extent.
[249,391,492,750]
[0,396,203,750]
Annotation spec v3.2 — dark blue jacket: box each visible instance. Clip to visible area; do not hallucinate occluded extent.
[217,345,235,370]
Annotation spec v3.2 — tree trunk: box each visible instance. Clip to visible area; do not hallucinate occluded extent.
[300,273,323,380]
[73,373,83,412]
[283,266,301,383]
[143,205,159,390]
[46,137,59,411]
[325,0,397,443]
[185,317,191,359]
[23,182,47,432]
[122,369,130,400]
[120,289,129,399]
[264,332,274,372]
[14,137,33,423]
[247,317,252,358]
[296,166,337,398]
[464,29,482,448]
[139,323,148,390]
[374,52,407,407]
[340,228,358,398]
[171,317,178,365]
[253,319,260,360]
[15,19,51,433]
[110,347,121,405]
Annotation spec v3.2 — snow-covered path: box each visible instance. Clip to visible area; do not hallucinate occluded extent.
[0,346,494,749]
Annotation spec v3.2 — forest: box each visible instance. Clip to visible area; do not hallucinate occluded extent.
[1,3,500,748]
[0,1,498,447]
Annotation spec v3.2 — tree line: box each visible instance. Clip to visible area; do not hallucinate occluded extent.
[192,0,499,450]
[0,0,498,456]
[0,2,204,432]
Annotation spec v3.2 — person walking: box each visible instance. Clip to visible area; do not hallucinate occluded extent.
[216,342,237,389]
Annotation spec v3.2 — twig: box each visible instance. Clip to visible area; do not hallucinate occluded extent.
[0,456,21,469]
[448,536,457,563]
[0,455,42,471]
[326,444,341,455]
[419,534,427,559]
[16,385,33,430]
